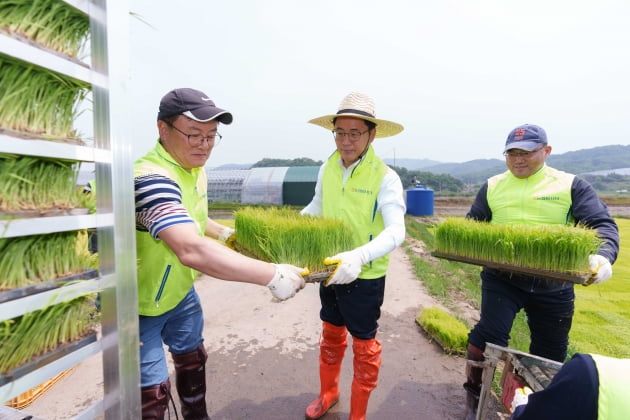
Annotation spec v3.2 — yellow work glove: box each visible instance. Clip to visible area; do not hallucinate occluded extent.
[323,249,367,286]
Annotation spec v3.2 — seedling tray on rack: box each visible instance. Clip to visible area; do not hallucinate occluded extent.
[0,332,97,386]
[0,269,99,303]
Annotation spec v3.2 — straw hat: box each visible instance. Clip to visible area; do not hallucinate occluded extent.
[308,92,404,138]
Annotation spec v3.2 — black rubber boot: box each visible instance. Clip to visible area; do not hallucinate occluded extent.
[173,344,211,420]
[141,379,171,420]
[462,343,484,420]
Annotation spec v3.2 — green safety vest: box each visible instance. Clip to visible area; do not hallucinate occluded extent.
[134,141,208,316]
[590,354,630,420]
[321,146,388,278]
[487,165,575,226]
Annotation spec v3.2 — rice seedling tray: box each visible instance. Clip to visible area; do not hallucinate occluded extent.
[5,366,75,409]
[431,251,590,284]
[231,207,352,277]
[0,331,97,386]
[0,208,90,218]
[0,127,86,144]
[231,240,334,283]
[0,269,99,303]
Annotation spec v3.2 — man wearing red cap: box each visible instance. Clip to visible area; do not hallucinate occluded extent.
[135,88,306,419]
[461,123,619,420]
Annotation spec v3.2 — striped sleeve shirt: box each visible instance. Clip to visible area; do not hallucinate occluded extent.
[135,174,194,239]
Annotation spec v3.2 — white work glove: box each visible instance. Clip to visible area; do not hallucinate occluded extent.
[218,226,235,243]
[323,249,368,286]
[267,264,306,300]
[218,227,236,249]
[510,386,533,413]
[586,254,612,285]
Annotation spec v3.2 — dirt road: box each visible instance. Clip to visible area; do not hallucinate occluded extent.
[23,246,499,420]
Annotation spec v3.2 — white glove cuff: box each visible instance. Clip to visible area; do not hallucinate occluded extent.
[218,227,235,243]
[267,264,294,299]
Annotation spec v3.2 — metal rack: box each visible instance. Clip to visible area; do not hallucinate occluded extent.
[0,1,140,418]
[475,343,563,420]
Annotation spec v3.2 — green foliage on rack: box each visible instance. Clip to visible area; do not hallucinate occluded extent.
[0,153,92,212]
[0,294,99,374]
[0,0,90,58]
[0,54,90,139]
[0,230,97,290]
[234,207,354,273]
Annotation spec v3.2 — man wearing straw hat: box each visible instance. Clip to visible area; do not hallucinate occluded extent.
[301,92,406,419]
[461,123,619,420]
[135,88,306,419]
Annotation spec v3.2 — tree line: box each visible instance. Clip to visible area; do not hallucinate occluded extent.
[252,157,629,195]
[252,158,466,192]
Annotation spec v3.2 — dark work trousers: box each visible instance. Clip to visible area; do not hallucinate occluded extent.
[468,268,575,362]
[319,276,386,340]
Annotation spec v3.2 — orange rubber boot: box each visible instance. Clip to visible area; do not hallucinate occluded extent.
[349,337,382,420]
[305,322,348,419]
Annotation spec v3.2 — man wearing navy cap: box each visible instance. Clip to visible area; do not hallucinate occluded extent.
[134,88,306,419]
[460,124,619,420]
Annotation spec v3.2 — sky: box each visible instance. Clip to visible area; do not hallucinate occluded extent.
[123,0,630,168]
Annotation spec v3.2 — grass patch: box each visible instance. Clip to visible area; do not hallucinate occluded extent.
[571,217,630,358]
[416,307,468,354]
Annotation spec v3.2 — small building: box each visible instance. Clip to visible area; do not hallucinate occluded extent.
[207,166,319,206]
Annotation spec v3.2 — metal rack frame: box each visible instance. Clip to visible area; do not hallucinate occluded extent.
[475,343,563,420]
[0,1,140,418]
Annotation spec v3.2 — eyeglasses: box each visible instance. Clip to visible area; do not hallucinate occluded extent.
[332,129,370,142]
[167,122,222,146]
[503,147,544,159]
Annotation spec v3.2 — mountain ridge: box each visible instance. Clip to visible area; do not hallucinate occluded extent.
[209,144,630,184]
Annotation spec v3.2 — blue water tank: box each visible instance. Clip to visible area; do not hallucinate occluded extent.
[406,185,434,216]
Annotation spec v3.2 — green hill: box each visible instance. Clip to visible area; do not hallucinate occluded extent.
[391,144,630,184]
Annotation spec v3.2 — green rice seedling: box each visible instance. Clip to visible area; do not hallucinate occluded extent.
[0,54,89,139]
[0,0,90,58]
[433,218,602,275]
[0,293,98,374]
[416,307,469,354]
[0,230,96,290]
[233,207,354,273]
[0,153,87,212]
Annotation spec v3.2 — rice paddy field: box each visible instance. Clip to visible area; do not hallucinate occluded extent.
[570,218,630,358]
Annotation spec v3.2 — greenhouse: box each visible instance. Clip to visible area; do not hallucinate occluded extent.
[206,166,319,206]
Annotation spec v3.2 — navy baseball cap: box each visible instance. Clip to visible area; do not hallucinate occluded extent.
[157,88,233,124]
[504,124,547,152]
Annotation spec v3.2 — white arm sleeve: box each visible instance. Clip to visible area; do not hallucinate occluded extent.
[300,163,326,216]
[356,167,406,262]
